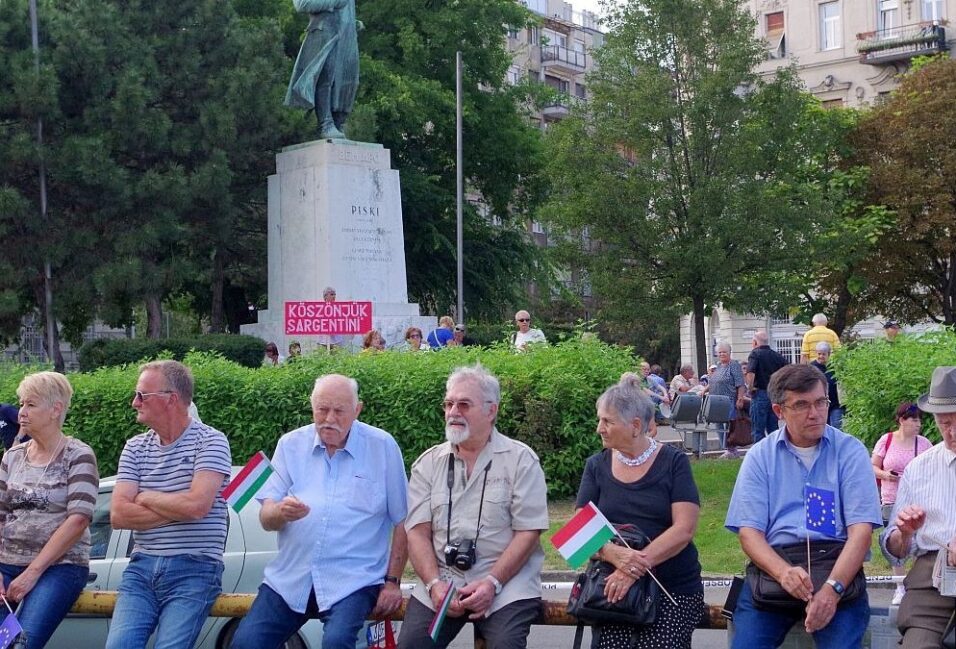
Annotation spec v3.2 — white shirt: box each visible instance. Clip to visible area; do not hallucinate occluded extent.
[882,442,956,557]
[513,328,546,351]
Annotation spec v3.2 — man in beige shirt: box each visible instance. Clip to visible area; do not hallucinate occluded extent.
[398,365,549,649]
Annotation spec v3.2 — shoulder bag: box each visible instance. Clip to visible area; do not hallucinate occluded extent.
[745,540,865,612]
[566,524,658,626]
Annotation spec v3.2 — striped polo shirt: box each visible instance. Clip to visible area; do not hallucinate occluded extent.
[116,421,231,560]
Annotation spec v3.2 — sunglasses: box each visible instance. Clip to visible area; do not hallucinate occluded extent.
[133,390,174,402]
[443,400,493,414]
[516,318,530,323]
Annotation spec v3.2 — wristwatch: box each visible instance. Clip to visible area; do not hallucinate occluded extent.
[825,578,845,598]
[425,577,441,595]
[485,574,503,596]
[384,575,399,585]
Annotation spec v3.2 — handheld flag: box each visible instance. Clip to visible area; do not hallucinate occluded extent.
[222,451,275,512]
[0,612,22,649]
[551,501,616,569]
[428,582,457,643]
[805,485,837,537]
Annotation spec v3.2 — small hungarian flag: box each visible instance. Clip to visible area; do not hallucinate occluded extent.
[222,451,275,512]
[551,501,616,569]
[0,612,22,649]
[427,582,457,642]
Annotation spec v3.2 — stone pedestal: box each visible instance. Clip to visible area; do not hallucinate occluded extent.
[242,140,434,352]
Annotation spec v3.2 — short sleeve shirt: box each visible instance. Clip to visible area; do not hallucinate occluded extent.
[405,430,549,613]
[872,433,933,505]
[801,326,840,358]
[116,421,231,560]
[0,437,98,566]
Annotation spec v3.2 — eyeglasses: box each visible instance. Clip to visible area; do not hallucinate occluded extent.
[442,400,493,414]
[409,334,422,339]
[134,390,174,402]
[781,397,830,414]
[516,318,530,323]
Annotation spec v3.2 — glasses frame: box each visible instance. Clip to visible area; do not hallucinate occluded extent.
[442,399,494,415]
[781,397,830,414]
[516,318,530,323]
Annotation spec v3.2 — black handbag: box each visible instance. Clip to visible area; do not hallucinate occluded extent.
[745,540,865,612]
[566,524,658,626]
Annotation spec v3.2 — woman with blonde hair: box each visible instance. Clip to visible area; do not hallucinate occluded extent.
[0,372,98,648]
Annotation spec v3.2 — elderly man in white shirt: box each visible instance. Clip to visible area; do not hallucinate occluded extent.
[511,311,546,352]
[882,366,956,648]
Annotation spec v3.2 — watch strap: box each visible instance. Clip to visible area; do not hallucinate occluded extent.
[486,574,503,595]
[384,575,399,585]
[825,578,845,597]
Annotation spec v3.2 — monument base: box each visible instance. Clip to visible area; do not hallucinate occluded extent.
[241,139,436,352]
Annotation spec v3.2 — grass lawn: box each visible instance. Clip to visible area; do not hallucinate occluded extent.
[543,457,893,577]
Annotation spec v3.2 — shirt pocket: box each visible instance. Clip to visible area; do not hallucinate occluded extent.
[481,484,512,531]
[347,473,385,514]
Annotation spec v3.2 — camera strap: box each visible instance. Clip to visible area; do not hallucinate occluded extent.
[445,453,493,551]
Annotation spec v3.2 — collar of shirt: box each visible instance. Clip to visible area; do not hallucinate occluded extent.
[312,421,362,462]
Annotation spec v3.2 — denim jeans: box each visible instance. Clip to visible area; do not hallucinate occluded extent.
[731,578,869,649]
[828,408,845,431]
[105,553,223,649]
[228,583,378,649]
[749,390,778,444]
[0,562,88,649]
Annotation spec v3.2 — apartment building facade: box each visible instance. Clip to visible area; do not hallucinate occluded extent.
[747,0,954,107]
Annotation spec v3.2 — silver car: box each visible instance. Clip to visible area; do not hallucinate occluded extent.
[46,471,369,649]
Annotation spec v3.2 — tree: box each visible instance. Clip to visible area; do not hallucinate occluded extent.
[353,0,552,319]
[854,57,956,325]
[541,0,830,372]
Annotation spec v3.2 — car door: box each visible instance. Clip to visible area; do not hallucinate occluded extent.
[45,485,121,648]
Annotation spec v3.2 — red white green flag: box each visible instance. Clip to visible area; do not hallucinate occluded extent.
[551,501,616,569]
[221,451,274,512]
[427,582,457,642]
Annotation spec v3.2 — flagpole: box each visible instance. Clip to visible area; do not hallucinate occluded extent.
[610,530,678,606]
[0,595,11,615]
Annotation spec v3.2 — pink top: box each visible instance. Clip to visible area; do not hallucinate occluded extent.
[872,432,933,504]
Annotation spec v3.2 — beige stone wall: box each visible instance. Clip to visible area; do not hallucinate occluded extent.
[747,0,956,107]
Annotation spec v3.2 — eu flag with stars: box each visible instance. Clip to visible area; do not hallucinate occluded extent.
[0,612,22,649]
[805,485,837,537]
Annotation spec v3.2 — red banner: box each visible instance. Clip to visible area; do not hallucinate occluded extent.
[284,301,373,336]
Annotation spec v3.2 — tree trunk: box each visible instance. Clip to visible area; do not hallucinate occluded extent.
[30,281,64,371]
[830,279,851,337]
[209,249,225,333]
[145,294,164,339]
[693,294,707,377]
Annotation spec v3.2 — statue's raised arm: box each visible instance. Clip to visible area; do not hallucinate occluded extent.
[284,0,359,139]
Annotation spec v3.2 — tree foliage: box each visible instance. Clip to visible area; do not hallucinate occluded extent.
[540,0,831,372]
[854,57,956,325]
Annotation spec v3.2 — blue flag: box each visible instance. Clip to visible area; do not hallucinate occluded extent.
[0,612,22,649]
[805,485,837,537]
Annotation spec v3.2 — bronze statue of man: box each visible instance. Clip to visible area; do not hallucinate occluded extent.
[285,0,359,139]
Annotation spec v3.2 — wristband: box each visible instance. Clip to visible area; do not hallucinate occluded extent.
[384,575,399,585]
[425,577,441,595]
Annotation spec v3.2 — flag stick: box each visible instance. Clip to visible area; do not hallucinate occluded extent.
[807,536,811,580]
[612,530,678,606]
[0,594,12,615]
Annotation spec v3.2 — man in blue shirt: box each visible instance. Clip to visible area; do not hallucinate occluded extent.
[228,374,409,649]
[725,364,881,649]
[0,404,21,450]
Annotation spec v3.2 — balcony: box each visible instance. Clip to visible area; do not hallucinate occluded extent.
[856,22,949,64]
[541,44,588,74]
[541,94,583,120]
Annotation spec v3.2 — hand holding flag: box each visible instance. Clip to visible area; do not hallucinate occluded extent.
[428,582,457,643]
[0,611,22,649]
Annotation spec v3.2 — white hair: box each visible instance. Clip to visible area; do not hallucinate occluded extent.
[815,341,832,353]
[716,341,732,353]
[812,313,827,326]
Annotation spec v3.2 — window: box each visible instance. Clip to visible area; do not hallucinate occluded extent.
[773,338,803,364]
[89,490,114,560]
[506,65,521,85]
[575,83,587,99]
[923,0,944,21]
[507,25,520,39]
[878,0,899,33]
[875,91,892,105]
[765,12,786,58]
[819,2,841,50]
[544,74,570,94]
[821,98,844,109]
[574,39,586,53]
[524,0,547,14]
[528,27,540,45]
[532,221,545,234]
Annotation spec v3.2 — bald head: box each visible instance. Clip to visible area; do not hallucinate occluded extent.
[753,331,769,346]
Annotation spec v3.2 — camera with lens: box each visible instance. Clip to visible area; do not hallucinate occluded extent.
[443,538,477,571]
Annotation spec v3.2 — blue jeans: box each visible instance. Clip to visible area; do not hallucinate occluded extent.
[105,553,223,649]
[228,583,378,649]
[750,390,778,444]
[731,578,869,649]
[0,562,87,649]
[828,408,845,431]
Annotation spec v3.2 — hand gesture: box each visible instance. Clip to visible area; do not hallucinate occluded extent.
[777,565,813,602]
[431,581,465,618]
[895,505,926,536]
[459,578,496,620]
[277,496,310,523]
[602,569,636,604]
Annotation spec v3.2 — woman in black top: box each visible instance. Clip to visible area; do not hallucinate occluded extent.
[575,374,704,649]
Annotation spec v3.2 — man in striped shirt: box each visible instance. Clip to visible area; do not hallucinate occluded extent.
[883,366,956,648]
[105,360,232,649]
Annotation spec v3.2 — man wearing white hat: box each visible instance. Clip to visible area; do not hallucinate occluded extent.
[883,366,956,648]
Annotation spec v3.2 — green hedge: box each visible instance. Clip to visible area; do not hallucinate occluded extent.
[77,335,267,372]
[831,329,956,447]
[2,340,636,497]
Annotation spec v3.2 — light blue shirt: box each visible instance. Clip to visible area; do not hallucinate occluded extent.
[725,425,882,546]
[258,420,408,613]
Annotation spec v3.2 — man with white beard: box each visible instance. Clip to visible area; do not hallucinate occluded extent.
[397,365,549,649]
